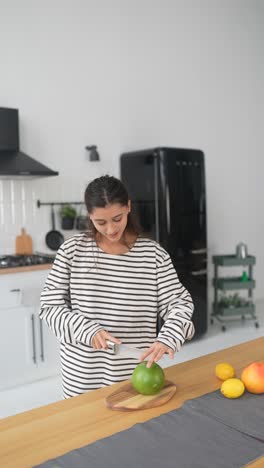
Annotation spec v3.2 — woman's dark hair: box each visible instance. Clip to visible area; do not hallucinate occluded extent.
[84,175,140,238]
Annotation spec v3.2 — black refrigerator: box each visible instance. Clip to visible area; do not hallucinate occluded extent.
[120,147,207,338]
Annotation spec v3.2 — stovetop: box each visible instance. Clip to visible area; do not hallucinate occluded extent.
[0,254,55,269]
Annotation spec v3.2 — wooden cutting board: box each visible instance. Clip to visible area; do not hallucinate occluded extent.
[105,380,177,411]
[15,228,33,255]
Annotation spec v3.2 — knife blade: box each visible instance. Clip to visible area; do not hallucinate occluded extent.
[106,340,143,359]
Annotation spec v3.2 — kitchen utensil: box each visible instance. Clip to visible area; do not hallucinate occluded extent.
[76,204,88,231]
[106,340,143,360]
[15,228,33,254]
[236,242,248,259]
[45,205,64,251]
[105,380,177,411]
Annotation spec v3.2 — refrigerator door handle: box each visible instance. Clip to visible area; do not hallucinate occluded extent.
[154,156,160,242]
[165,183,171,236]
[191,269,207,276]
[190,248,207,254]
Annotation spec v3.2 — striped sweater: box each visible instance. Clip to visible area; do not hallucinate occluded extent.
[40,233,194,398]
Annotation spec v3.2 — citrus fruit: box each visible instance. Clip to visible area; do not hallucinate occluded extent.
[131,361,165,395]
[221,378,245,399]
[215,362,235,381]
[241,362,264,394]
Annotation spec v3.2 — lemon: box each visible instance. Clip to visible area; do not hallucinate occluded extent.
[215,362,235,381]
[221,378,245,399]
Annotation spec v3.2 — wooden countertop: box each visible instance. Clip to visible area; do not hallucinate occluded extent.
[0,337,263,468]
[0,264,52,275]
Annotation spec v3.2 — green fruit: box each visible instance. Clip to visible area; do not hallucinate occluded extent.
[131,361,165,395]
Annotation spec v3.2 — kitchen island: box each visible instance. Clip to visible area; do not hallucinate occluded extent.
[0,337,263,468]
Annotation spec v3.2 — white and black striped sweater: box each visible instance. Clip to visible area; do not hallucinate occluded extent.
[40,234,194,398]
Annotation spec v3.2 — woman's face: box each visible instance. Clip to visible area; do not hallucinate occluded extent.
[89,202,131,243]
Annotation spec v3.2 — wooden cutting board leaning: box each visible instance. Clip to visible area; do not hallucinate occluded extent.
[15,228,33,255]
[105,380,177,411]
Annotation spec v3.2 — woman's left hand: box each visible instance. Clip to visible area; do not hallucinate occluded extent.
[139,341,174,368]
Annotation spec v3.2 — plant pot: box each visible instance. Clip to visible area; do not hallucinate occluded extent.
[61,216,75,230]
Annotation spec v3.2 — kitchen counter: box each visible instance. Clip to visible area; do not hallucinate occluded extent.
[0,337,263,468]
[0,264,53,275]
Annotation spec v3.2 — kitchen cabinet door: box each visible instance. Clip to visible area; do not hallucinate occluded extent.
[34,309,60,379]
[0,306,38,390]
[0,307,60,391]
[0,270,60,390]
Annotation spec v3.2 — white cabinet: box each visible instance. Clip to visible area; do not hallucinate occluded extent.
[34,305,60,379]
[0,306,36,389]
[0,270,60,391]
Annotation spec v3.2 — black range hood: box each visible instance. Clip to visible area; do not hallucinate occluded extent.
[0,107,59,179]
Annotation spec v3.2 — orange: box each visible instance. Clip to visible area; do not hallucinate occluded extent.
[131,361,165,395]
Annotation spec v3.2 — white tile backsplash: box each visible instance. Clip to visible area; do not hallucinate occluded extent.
[0,179,84,255]
[0,180,3,202]
[0,203,3,228]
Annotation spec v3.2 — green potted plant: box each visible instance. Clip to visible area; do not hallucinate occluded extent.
[60,205,77,230]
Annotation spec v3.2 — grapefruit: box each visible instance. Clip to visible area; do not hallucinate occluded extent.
[131,361,165,395]
[241,362,264,394]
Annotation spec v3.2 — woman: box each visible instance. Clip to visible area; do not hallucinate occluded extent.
[40,175,194,398]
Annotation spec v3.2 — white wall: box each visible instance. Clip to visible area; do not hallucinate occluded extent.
[0,0,263,300]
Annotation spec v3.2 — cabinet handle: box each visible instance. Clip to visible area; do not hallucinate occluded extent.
[31,314,37,364]
[39,317,44,362]
[10,288,21,292]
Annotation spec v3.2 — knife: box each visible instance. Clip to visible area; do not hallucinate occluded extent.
[106,340,143,359]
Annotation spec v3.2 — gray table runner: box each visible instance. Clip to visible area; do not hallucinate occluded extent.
[36,391,264,468]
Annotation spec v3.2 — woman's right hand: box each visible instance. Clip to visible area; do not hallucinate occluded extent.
[91,329,122,350]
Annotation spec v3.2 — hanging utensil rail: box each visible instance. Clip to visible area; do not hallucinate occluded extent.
[37,200,83,208]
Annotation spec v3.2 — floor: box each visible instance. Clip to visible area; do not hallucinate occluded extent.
[0,308,263,420]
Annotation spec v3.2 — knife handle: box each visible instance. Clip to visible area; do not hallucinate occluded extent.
[106,340,117,353]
